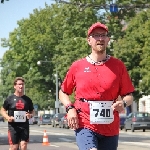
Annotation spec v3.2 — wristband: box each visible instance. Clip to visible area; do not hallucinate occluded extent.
[66,105,75,113]
[123,100,127,108]
[65,103,74,109]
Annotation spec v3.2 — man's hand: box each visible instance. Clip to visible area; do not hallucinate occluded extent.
[26,112,32,119]
[67,108,79,130]
[7,116,14,122]
[111,96,124,113]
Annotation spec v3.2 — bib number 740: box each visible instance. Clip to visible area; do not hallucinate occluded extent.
[89,101,114,124]
[93,108,110,117]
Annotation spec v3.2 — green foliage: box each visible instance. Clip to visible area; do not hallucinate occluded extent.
[0,2,97,108]
[113,9,150,100]
[0,0,149,107]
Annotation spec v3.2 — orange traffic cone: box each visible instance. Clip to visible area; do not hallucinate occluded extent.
[42,130,50,146]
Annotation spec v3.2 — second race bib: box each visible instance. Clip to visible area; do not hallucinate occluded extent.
[14,111,26,122]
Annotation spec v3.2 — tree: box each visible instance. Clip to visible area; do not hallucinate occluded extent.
[0,3,98,107]
[113,9,150,100]
[1,0,149,108]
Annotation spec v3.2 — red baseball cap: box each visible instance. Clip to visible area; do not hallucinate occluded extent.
[88,22,108,36]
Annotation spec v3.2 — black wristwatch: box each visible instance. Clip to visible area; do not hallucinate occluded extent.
[66,105,75,113]
[123,100,127,108]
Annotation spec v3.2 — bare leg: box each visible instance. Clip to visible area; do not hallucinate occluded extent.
[20,141,28,150]
[9,144,19,150]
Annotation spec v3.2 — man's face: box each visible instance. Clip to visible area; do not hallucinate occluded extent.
[87,28,109,53]
[14,80,24,93]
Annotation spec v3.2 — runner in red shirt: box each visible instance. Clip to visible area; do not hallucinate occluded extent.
[59,22,134,150]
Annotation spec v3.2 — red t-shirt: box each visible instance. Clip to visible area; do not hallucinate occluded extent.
[61,56,134,136]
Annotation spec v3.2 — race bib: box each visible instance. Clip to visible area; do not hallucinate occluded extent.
[14,111,26,122]
[89,101,114,124]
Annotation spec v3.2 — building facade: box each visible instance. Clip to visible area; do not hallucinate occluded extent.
[139,95,150,113]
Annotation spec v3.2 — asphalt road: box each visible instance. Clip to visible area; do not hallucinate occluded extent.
[0,122,150,150]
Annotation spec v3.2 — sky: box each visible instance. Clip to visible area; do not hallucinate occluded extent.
[0,0,55,59]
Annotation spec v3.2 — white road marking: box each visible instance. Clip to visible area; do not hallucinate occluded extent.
[30,130,68,136]
[49,144,59,147]
[119,130,150,136]
[59,138,73,142]
[119,140,150,146]
[1,127,150,147]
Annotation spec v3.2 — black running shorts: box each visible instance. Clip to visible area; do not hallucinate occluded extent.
[8,124,29,145]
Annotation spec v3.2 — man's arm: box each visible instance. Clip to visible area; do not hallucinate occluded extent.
[26,110,34,119]
[29,110,35,117]
[122,93,134,107]
[1,107,9,120]
[112,93,133,113]
[59,90,79,129]
[59,90,73,107]
[117,94,134,106]
[27,99,35,119]
[1,107,14,122]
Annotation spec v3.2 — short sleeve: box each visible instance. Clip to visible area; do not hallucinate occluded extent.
[119,62,134,96]
[28,98,34,111]
[61,62,76,95]
[3,97,9,111]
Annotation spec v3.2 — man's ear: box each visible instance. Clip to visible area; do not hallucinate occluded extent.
[106,37,110,43]
[87,37,91,45]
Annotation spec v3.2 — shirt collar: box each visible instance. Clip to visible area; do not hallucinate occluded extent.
[86,54,110,65]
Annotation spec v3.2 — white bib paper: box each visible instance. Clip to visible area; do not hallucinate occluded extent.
[89,101,114,124]
[14,111,26,122]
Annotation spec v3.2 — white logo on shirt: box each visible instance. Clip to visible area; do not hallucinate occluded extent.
[84,67,91,72]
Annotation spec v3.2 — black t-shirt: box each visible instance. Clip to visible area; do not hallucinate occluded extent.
[3,94,34,126]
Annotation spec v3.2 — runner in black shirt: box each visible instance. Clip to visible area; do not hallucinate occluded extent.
[1,77,34,150]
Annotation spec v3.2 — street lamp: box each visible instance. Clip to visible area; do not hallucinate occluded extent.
[54,72,59,114]
[37,60,59,114]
